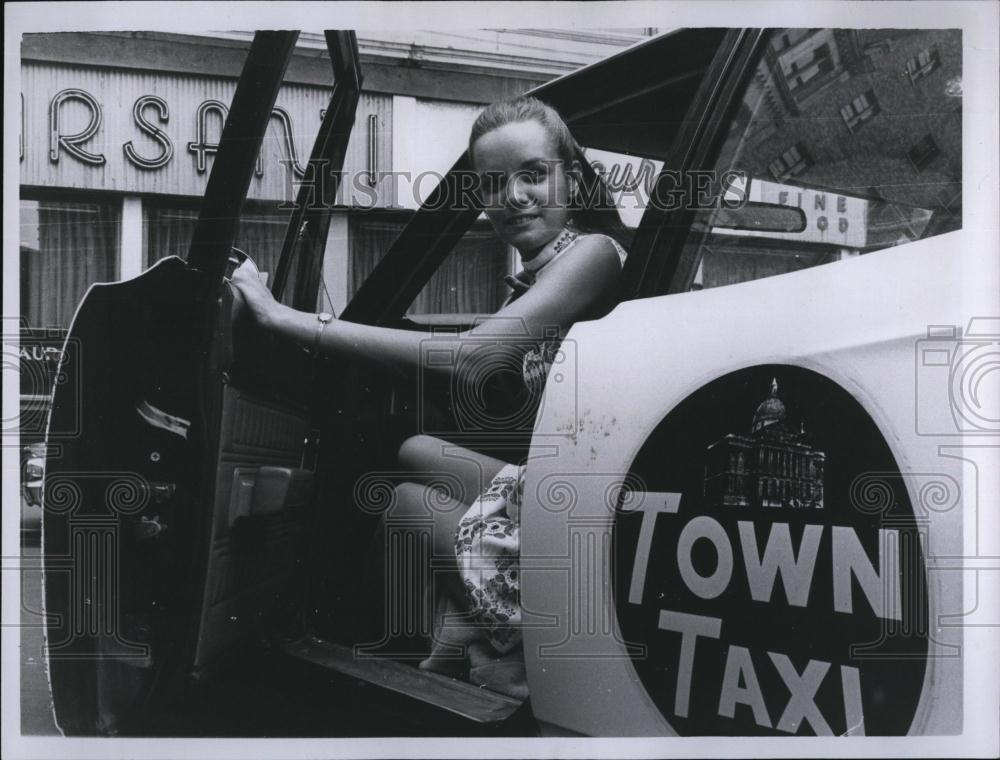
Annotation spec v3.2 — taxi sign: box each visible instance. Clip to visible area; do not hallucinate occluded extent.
[613,365,928,735]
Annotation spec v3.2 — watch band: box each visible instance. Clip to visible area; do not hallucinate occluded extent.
[313,312,334,356]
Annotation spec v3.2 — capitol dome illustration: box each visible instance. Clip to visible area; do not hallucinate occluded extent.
[703,378,825,509]
[752,378,787,432]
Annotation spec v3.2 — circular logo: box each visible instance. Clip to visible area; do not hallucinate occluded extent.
[613,366,929,736]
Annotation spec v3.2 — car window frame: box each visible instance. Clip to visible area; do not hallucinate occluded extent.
[632,28,771,299]
[270,31,363,312]
[185,32,300,291]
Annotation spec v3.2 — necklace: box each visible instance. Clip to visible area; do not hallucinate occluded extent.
[522,227,579,273]
[504,226,580,302]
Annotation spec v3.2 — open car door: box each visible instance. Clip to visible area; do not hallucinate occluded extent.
[42,30,363,736]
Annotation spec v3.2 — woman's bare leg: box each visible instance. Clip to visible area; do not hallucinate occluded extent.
[385,481,475,675]
[395,436,510,671]
[396,434,509,505]
[362,435,510,661]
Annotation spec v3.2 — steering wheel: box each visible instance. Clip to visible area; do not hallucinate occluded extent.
[224,246,256,281]
[224,246,271,329]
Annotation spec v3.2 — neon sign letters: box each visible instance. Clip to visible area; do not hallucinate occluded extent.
[43,88,308,178]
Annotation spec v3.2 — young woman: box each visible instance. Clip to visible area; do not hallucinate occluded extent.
[232,96,630,697]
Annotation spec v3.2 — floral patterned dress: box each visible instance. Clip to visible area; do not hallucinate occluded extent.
[453,227,628,653]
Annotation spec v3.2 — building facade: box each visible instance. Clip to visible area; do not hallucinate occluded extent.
[18,29,650,337]
[703,379,826,509]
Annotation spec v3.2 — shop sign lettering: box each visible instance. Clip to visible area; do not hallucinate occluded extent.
[43,88,307,178]
[717,176,868,247]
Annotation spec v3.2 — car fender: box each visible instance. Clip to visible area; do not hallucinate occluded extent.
[522,230,966,736]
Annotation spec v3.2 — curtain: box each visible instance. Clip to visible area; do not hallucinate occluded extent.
[144,201,292,281]
[348,215,405,298]
[409,228,508,315]
[143,206,198,267]
[349,213,509,315]
[20,200,119,330]
[234,202,292,280]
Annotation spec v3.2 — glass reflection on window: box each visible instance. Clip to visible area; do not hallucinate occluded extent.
[678,28,962,293]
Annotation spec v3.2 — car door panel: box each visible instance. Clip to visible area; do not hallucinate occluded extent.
[43,262,321,732]
[191,352,314,669]
[41,32,315,734]
[43,256,208,735]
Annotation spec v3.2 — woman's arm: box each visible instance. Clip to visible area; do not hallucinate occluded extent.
[230,234,622,383]
[467,235,623,341]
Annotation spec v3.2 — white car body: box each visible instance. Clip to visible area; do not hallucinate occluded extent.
[524,230,976,736]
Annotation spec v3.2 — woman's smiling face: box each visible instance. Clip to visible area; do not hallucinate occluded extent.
[471,119,578,257]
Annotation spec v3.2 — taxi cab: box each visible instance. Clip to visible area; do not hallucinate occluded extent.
[39,26,975,737]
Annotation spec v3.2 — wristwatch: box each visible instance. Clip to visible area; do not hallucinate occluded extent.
[313,312,334,356]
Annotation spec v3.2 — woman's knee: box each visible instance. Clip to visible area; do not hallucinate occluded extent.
[397,435,470,503]
[397,434,440,473]
[389,481,433,520]
[386,481,465,564]
[397,434,507,504]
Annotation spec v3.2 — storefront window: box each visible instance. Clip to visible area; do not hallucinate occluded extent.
[347,213,405,298]
[348,213,512,316]
[143,200,294,281]
[20,199,119,330]
[143,205,198,267]
[408,225,512,316]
